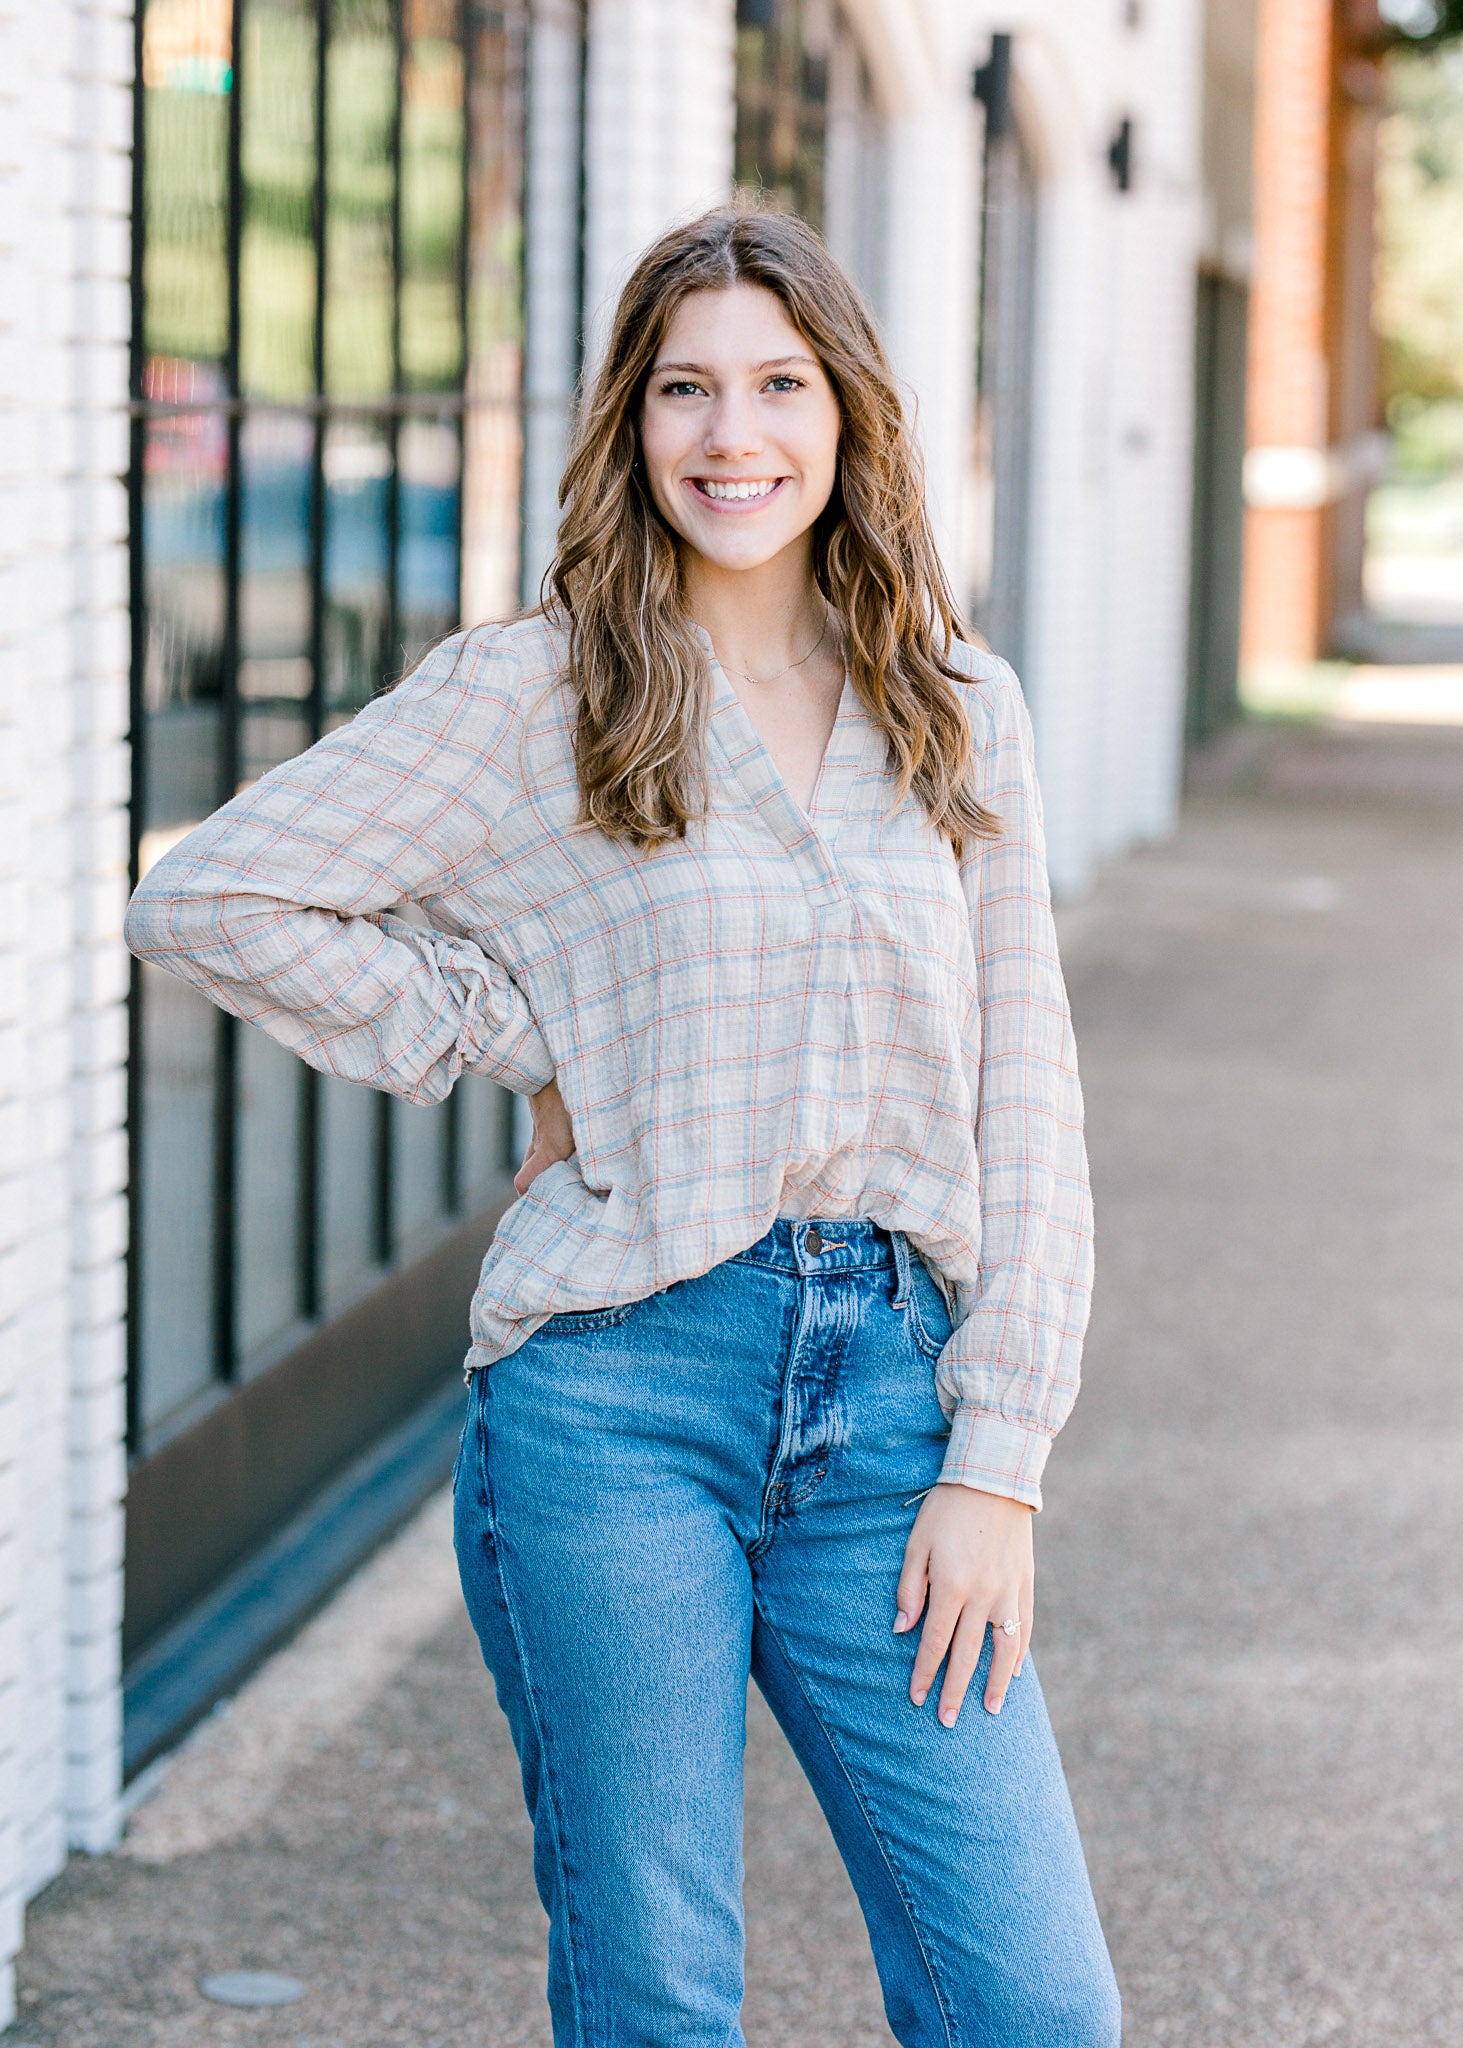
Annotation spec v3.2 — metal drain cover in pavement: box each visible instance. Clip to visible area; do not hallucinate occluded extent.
[200,1970,305,2008]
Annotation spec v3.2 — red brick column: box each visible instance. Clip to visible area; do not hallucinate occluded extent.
[1241,0,1336,665]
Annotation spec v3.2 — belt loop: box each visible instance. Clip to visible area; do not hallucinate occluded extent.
[890,1229,912,1307]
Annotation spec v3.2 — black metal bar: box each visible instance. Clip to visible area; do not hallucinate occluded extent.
[213,1013,238,1384]
[510,0,532,614]
[441,0,475,1213]
[298,1074,321,1319]
[457,0,473,448]
[972,31,1012,142]
[572,0,589,381]
[127,391,487,419]
[972,34,1012,458]
[215,0,247,1384]
[124,0,150,1457]
[222,0,245,805]
[369,0,408,1265]
[308,0,328,747]
[456,0,472,633]
[1106,115,1134,194]
[373,1092,395,1265]
[386,0,405,677]
[300,0,331,1324]
[442,1086,463,1217]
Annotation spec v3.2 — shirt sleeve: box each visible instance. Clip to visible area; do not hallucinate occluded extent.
[934,656,1094,1509]
[123,629,555,1107]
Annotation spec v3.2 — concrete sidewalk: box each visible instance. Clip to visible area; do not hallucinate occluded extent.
[13,716,1463,2047]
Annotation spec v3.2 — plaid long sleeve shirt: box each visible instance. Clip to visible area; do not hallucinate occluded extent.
[124,612,1093,1508]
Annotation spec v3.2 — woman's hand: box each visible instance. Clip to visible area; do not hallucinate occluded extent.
[894,1483,1034,1724]
[513,1077,576,1195]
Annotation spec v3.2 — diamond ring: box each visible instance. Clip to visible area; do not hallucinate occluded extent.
[998,1617,1019,1637]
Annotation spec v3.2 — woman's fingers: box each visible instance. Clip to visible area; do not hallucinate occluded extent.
[513,1134,546,1195]
[893,1487,1036,1723]
[935,1607,989,1726]
[514,1080,577,1195]
[893,1531,930,1637]
[930,1591,1029,1724]
[984,1606,1024,1714]
[1015,1605,1034,1679]
[909,1596,961,1706]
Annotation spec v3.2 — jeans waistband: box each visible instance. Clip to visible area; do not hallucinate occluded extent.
[734,1217,905,1285]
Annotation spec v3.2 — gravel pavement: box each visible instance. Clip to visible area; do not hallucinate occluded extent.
[13,715,1463,2047]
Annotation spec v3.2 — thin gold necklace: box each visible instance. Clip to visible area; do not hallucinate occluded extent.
[726,605,832,689]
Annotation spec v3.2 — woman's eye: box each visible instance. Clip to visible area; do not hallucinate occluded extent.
[660,380,703,398]
[765,375,805,393]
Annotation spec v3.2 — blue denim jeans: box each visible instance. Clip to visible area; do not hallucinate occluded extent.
[453,1219,1120,2048]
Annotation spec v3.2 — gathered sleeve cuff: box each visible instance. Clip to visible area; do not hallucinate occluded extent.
[937,1405,1053,1511]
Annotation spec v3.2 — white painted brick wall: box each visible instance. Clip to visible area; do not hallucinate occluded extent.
[0,0,130,2018]
[917,0,1208,896]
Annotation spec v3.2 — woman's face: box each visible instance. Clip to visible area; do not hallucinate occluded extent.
[639,283,841,576]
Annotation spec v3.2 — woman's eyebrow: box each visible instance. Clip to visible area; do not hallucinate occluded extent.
[649,355,819,375]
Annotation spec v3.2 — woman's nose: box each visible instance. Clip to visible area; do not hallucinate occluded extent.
[702,396,763,459]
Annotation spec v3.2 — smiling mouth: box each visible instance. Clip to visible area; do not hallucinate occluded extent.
[688,477,787,506]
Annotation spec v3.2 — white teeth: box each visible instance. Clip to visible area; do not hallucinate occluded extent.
[700,478,778,502]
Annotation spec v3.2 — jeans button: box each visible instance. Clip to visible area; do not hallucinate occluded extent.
[805,1227,824,1256]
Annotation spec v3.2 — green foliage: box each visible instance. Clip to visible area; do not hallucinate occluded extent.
[144,83,230,364]
[1375,47,1463,407]
[1386,391,1463,469]
[240,7,318,400]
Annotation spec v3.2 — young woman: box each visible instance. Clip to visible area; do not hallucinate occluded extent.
[127,203,1120,2046]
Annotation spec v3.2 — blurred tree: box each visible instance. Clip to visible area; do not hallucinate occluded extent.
[1375,43,1463,432]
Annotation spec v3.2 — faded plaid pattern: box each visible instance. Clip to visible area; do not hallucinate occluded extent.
[125,613,1092,1507]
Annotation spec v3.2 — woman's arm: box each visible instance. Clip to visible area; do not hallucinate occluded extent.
[895,654,1093,1724]
[937,654,1095,1509]
[124,630,554,1106]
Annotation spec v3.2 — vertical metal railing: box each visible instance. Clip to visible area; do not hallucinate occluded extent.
[124,0,150,1456]
[126,0,574,1452]
[299,0,333,1324]
[213,0,248,1384]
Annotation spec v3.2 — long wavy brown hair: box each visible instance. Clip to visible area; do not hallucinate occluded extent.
[546,199,1000,854]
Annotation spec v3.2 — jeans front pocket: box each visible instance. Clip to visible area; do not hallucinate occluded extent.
[542,1299,643,1334]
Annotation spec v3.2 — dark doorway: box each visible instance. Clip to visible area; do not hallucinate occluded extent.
[968,69,1039,673]
[1186,270,1248,747]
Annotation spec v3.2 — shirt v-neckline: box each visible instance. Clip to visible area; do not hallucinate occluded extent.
[695,624,863,852]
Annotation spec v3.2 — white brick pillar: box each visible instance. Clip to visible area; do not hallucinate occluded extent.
[0,0,130,2018]
[581,0,736,362]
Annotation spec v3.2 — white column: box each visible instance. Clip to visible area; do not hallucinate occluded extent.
[961,0,1207,896]
[517,0,587,606]
[0,0,130,2018]
[878,86,981,582]
[1089,0,1203,866]
[581,0,735,365]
